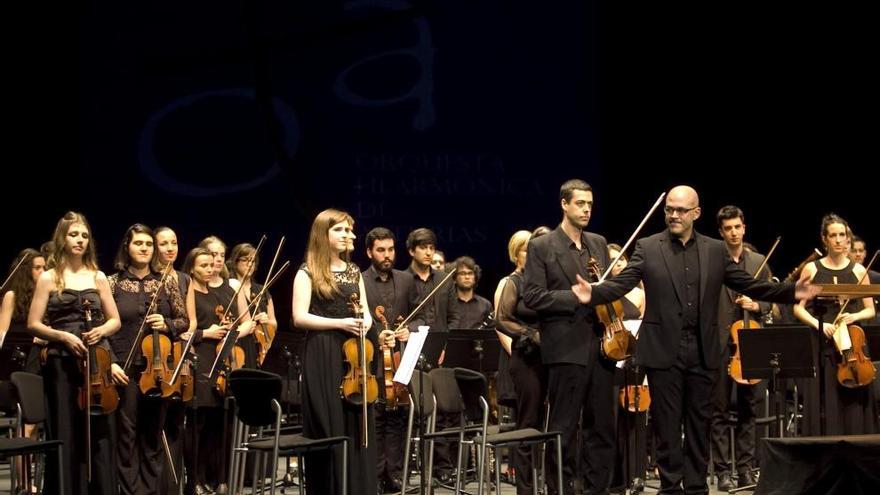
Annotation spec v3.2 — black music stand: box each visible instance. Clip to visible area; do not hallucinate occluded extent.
[417,330,449,370]
[740,326,816,439]
[442,330,501,374]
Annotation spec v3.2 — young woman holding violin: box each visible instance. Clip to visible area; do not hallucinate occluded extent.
[291,208,377,495]
[183,244,253,495]
[107,224,189,495]
[794,213,877,435]
[27,211,122,495]
[228,242,278,368]
[152,226,197,495]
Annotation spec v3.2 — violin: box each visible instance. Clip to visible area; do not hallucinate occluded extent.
[77,299,119,414]
[619,384,651,413]
[341,293,377,447]
[171,340,195,402]
[77,299,118,481]
[728,237,781,386]
[374,306,408,411]
[213,304,244,396]
[138,301,178,399]
[829,251,877,388]
[250,287,276,367]
[588,259,635,361]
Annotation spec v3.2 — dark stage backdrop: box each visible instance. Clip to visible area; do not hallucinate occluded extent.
[6,2,875,356]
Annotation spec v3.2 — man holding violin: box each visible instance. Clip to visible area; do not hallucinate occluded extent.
[362,227,414,494]
[709,206,770,490]
[523,178,616,495]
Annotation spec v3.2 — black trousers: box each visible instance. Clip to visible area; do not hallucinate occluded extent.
[509,347,547,495]
[545,359,616,495]
[43,356,117,495]
[647,331,716,495]
[709,366,766,476]
[376,404,407,481]
[117,379,168,495]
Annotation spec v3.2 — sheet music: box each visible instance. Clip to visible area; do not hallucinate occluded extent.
[393,326,429,385]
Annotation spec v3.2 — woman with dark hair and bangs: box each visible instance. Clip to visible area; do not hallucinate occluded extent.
[27,211,121,495]
[292,208,377,495]
[107,223,190,495]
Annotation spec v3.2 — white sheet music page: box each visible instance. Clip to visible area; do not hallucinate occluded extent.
[393,326,429,385]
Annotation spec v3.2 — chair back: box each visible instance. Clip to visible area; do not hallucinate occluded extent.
[428,368,464,415]
[228,368,282,427]
[453,368,489,423]
[10,372,46,424]
[408,370,435,418]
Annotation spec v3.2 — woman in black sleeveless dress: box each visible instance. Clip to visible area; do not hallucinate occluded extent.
[27,211,122,495]
[291,208,377,495]
[494,227,549,495]
[795,214,876,435]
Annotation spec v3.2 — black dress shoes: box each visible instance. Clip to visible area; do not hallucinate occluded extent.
[738,470,757,487]
[717,473,735,491]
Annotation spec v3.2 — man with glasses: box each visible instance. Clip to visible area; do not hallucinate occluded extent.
[572,185,820,494]
[450,256,492,329]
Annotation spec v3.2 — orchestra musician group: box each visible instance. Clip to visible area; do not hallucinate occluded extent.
[0,179,877,495]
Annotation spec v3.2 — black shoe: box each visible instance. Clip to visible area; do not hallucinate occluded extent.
[738,470,757,488]
[193,484,213,495]
[717,473,735,491]
[387,477,403,492]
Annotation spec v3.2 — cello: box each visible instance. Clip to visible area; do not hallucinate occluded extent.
[374,306,408,411]
[341,293,377,447]
[728,237,781,385]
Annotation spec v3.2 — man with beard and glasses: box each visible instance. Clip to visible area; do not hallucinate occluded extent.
[361,227,416,494]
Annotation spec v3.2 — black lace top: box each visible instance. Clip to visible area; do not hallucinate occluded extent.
[302,262,362,320]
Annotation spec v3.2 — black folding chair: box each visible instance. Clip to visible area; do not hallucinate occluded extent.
[454,367,563,495]
[226,368,348,495]
[400,369,435,495]
[1,372,64,495]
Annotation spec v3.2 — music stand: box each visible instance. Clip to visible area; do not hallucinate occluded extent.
[443,330,501,374]
[209,328,241,383]
[739,326,816,438]
[418,330,448,370]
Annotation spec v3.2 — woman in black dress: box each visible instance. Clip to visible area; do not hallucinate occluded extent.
[794,213,877,435]
[108,224,189,494]
[27,211,122,495]
[494,227,549,495]
[152,226,196,494]
[291,208,377,495]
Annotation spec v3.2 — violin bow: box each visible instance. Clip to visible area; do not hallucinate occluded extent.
[600,192,666,282]
[753,236,782,280]
[219,234,267,324]
[393,268,457,332]
[0,254,28,294]
[122,262,174,373]
[250,236,285,319]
